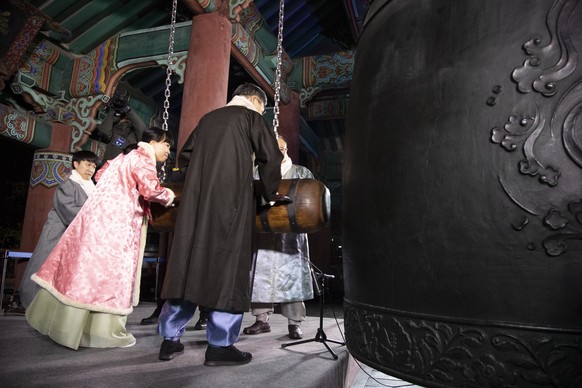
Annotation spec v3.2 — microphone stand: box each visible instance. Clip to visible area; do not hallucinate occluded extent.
[281,269,345,359]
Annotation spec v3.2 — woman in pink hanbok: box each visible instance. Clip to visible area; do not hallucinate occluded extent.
[25,127,175,350]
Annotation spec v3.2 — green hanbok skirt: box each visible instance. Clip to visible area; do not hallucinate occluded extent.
[25,289,136,350]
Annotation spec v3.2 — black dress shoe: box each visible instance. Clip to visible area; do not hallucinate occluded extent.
[140,316,158,325]
[204,345,252,366]
[243,320,270,335]
[193,316,208,330]
[288,324,303,339]
[4,303,26,316]
[141,302,163,325]
[159,339,184,361]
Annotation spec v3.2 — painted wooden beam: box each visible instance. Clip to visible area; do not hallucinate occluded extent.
[69,0,161,54]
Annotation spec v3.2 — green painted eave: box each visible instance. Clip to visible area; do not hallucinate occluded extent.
[117,21,193,66]
[0,104,52,149]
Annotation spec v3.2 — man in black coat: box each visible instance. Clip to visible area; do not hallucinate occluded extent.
[157,83,283,365]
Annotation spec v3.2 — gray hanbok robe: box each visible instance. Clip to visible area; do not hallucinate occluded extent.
[20,178,89,308]
[251,164,315,303]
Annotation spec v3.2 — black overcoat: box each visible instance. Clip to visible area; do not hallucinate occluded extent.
[161,106,282,312]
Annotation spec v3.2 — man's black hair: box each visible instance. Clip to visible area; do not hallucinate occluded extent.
[72,150,99,165]
[141,127,174,147]
[232,83,267,106]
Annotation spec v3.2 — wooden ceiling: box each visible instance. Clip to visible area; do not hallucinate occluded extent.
[20,0,370,202]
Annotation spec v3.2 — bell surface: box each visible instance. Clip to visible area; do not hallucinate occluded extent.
[343,0,582,386]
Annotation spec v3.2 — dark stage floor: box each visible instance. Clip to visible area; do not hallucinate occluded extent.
[0,299,360,387]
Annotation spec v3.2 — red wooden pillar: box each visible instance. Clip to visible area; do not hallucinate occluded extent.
[277,91,301,163]
[176,12,232,155]
[277,90,333,282]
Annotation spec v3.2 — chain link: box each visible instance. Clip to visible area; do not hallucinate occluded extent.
[159,0,178,182]
[272,0,285,137]
[162,0,178,132]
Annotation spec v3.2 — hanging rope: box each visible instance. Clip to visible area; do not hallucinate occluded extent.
[162,0,178,132]
[272,0,285,137]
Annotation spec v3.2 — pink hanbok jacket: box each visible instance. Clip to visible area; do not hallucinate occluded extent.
[32,142,174,315]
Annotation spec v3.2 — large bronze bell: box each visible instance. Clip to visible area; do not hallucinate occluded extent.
[150,179,330,234]
[344,0,582,386]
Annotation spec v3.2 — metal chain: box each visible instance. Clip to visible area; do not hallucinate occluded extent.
[272,0,285,136]
[159,0,178,182]
[162,0,178,132]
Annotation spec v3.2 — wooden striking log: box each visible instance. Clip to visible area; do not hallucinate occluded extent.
[149,179,330,234]
[255,178,330,234]
[149,182,183,233]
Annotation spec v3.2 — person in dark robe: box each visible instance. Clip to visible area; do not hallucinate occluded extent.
[157,83,283,366]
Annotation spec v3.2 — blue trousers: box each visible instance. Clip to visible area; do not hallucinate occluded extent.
[157,299,243,347]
